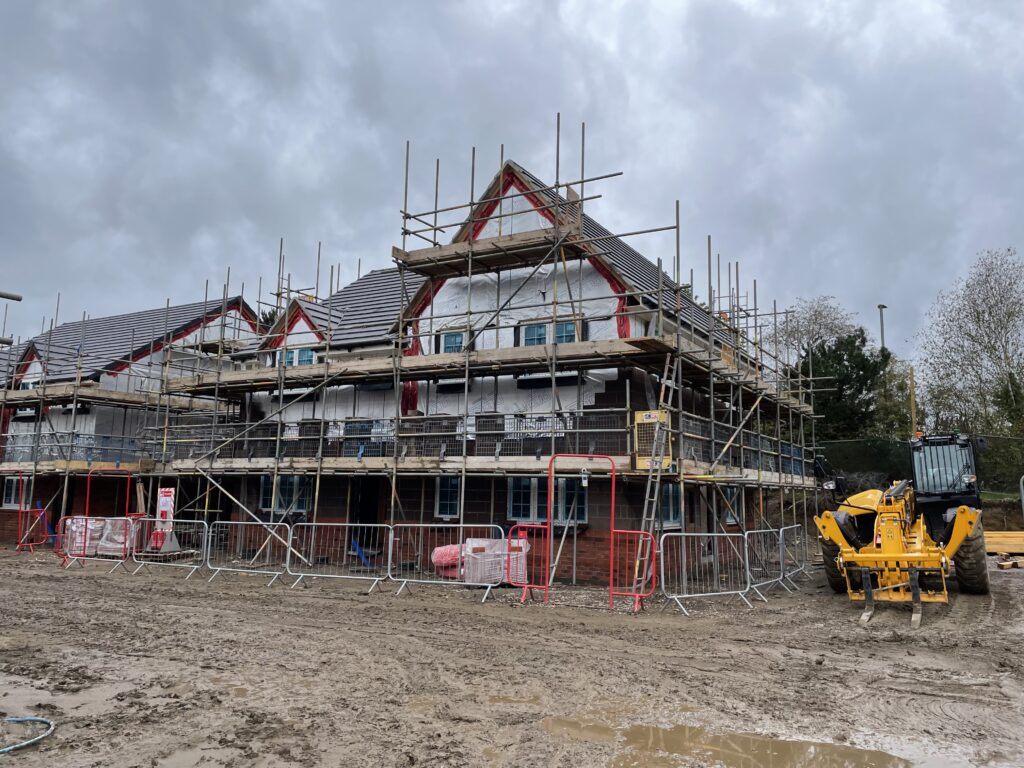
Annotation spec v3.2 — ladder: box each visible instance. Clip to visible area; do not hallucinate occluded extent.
[631,353,678,601]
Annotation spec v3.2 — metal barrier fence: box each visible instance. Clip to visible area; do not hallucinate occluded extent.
[130,518,208,578]
[206,521,294,586]
[44,515,818,614]
[57,515,138,572]
[390,524,507,601]
[744,528,789,601]
[609,530,657,611]
[659,532,752,615]
[780,524,807,586]
[286,523,391,593]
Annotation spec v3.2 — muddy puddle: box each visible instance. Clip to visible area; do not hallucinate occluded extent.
[544,717,918,767]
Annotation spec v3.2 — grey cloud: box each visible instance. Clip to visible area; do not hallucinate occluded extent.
[1,0,1023,361]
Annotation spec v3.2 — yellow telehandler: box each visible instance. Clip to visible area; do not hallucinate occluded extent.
[814,434,990,627]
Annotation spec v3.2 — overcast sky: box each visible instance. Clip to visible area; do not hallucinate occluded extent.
[2,1,1022,357]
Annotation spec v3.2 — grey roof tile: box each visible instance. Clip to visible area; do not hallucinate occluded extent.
[2,297,255,384]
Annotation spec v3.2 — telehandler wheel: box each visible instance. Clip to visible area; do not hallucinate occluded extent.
[819,538,847,593]
[953,519,990,595]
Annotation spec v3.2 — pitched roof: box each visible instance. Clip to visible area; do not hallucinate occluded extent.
[322,268,426,348]
[265,159,721,355]
[0,342,26,388]
[453,159,720,339]
[3,297,257,384]
[259,269,427,352]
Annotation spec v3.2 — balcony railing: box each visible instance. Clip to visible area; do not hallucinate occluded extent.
[0,432,145,465]
[137,409,813,478]
[140,410,633,463]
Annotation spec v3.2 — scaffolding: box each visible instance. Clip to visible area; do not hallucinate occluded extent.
[0,118,818,589]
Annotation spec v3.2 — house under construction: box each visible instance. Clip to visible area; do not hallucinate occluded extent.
[1,140,817,587]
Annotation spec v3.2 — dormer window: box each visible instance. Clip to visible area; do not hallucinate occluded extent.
[276,348,315,367]
[523,324,546,346]
[442,332,464,354]
[555,321,576,344]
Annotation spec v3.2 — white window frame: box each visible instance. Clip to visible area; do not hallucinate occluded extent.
[2,477,24,509]
[434,476,460,520]
[506,477,587,524]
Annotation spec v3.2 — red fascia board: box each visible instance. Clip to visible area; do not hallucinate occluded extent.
[266,305,326,351]
[106,298,259,374]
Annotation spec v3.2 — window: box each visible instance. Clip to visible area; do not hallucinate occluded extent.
[2,477,23,509]
[297,348,315,366]
[18,380,37,391]
[661,483,681,527]
[557,478,586,524]
[435,476,460,519]
[720,486,740,525]
[276,349,294,368]
[913,441,975,495]
[506,477,586,524]
[259,475,310,514]
[508,477,535,520]
[522,323,546,347]
[554,321,576,344]
[442,332,464,354]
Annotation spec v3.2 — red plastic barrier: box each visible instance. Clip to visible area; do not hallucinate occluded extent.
[610,529,657,612]
[85,468,135,518]
[506,524,547,602]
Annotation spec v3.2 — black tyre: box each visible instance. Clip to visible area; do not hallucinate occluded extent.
[953,518,990,595]
[819,538,847,594]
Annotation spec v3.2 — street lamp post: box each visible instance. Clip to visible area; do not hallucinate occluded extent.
[877,304,888,351]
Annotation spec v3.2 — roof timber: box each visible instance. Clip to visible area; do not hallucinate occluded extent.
[0,382,224,412]
[166,336,678,395]
[161,335,811,416]
[392,229,587,278]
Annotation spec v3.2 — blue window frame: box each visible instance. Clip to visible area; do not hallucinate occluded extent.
[554,321,576,344]
[435,476,460,519]
[277,349,294,368]
[297,348,314,366]
[442,332,464,354]
[523,323,546,347]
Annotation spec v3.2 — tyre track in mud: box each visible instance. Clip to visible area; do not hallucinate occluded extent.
[2,552,1022,767]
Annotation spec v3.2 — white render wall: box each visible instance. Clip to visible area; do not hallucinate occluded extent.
[258,259,633,424]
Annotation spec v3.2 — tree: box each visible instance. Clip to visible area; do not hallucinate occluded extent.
[259,307,280,331]
[871,358,919,439]
[918,248,1024,434]
[769,295,857,364]
[798,328,890,441]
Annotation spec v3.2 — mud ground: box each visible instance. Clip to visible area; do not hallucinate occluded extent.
[1,550,1022,767]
